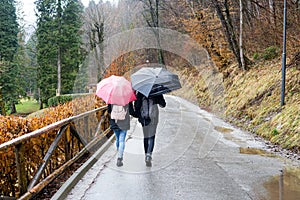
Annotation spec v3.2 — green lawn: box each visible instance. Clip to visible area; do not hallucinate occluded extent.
[15,99,40,114]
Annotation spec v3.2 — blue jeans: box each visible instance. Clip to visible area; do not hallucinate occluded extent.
[144,135,155,155]
[114,129,127,158]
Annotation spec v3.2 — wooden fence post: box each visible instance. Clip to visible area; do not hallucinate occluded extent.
[15,143,27,197]
[84,116,89,141]
[65,125,71,161]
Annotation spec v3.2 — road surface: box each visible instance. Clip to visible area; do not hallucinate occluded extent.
[53,95,300,200]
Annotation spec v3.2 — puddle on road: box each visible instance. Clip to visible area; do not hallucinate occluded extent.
[239,147,277,158]
[263,167,300,200]
[215,126,300,199]
[214,126,233,133]
[242,148,300,199]
[215,126,244,144]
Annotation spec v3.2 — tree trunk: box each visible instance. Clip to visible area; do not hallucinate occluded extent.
[84,2,105,81]
[269,0,278,45]
[38,88,43,109]
[255,1,260,17]
[212,0,242,68]
[143,0,165,65]
[269,0,275,24]
[239,0,245,70]
[95,21,105,81]
[57,0,62,96]
[10,101,16,114]
[57,47,61,96]
[155,0,165,65]
[39,101,43,110]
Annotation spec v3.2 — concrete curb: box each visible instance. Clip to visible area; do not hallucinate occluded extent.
[51,135,114,200]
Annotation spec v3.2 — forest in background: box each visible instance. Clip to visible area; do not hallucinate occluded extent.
[0,0,299,151]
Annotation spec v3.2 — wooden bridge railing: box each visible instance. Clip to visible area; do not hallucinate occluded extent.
[0,106,111,200]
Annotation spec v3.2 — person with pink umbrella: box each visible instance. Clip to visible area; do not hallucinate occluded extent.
[96,75,137,167]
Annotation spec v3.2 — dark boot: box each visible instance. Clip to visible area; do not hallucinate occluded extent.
[145,155,152,167]
[117,157,123,167]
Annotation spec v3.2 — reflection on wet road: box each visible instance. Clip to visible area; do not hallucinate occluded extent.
[63,95,300,200]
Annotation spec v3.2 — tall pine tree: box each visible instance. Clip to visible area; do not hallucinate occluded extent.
[0,0,21,114]
[35,0,84,108]
[35,0,57,108]
[60,0,85,94]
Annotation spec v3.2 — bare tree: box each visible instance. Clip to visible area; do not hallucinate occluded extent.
[211,0,241,67]
[211,0,251,69]
[82,1,108,82]
[139,0,165,64]
[239,0,245,70]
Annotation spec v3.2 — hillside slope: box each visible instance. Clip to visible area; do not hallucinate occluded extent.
[174,59,300,153]
[225,61,299,150]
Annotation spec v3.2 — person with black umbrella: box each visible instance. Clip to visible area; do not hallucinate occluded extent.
[131,65,181,166]
[134,91,166,167]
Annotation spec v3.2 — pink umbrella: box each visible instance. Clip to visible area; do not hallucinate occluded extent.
[95,75,136,106]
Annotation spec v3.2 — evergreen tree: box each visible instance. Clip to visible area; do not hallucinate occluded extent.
[60,0,85,94]
[0,0,20,114]
[35,0,84,107]
[0,0,18,61]
[35,0,57,108]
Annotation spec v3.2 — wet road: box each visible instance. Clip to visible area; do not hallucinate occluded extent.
[58,95,300,200]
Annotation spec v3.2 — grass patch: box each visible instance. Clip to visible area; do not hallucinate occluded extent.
[16,99,40,114]
[176,59,300,151]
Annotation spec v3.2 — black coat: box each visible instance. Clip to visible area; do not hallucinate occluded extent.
[134,92,166,120]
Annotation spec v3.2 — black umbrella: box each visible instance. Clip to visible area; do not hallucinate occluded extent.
[130,67,181,97]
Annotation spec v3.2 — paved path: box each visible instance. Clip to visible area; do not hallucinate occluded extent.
[53,95,300,200]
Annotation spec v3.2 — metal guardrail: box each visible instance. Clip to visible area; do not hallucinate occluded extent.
[0,106,111,200]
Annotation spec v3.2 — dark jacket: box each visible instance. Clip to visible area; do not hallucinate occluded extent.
[134,92,166,120]
[108,102,136,131]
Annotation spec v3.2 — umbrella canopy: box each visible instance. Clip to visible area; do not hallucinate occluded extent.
[130,67,181,97]
[96,75,136,106]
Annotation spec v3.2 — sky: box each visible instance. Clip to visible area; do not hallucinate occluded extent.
[18,0,118,40]
[18,0,118,27]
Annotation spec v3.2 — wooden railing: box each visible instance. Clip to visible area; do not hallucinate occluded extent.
[0,106,111,200]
